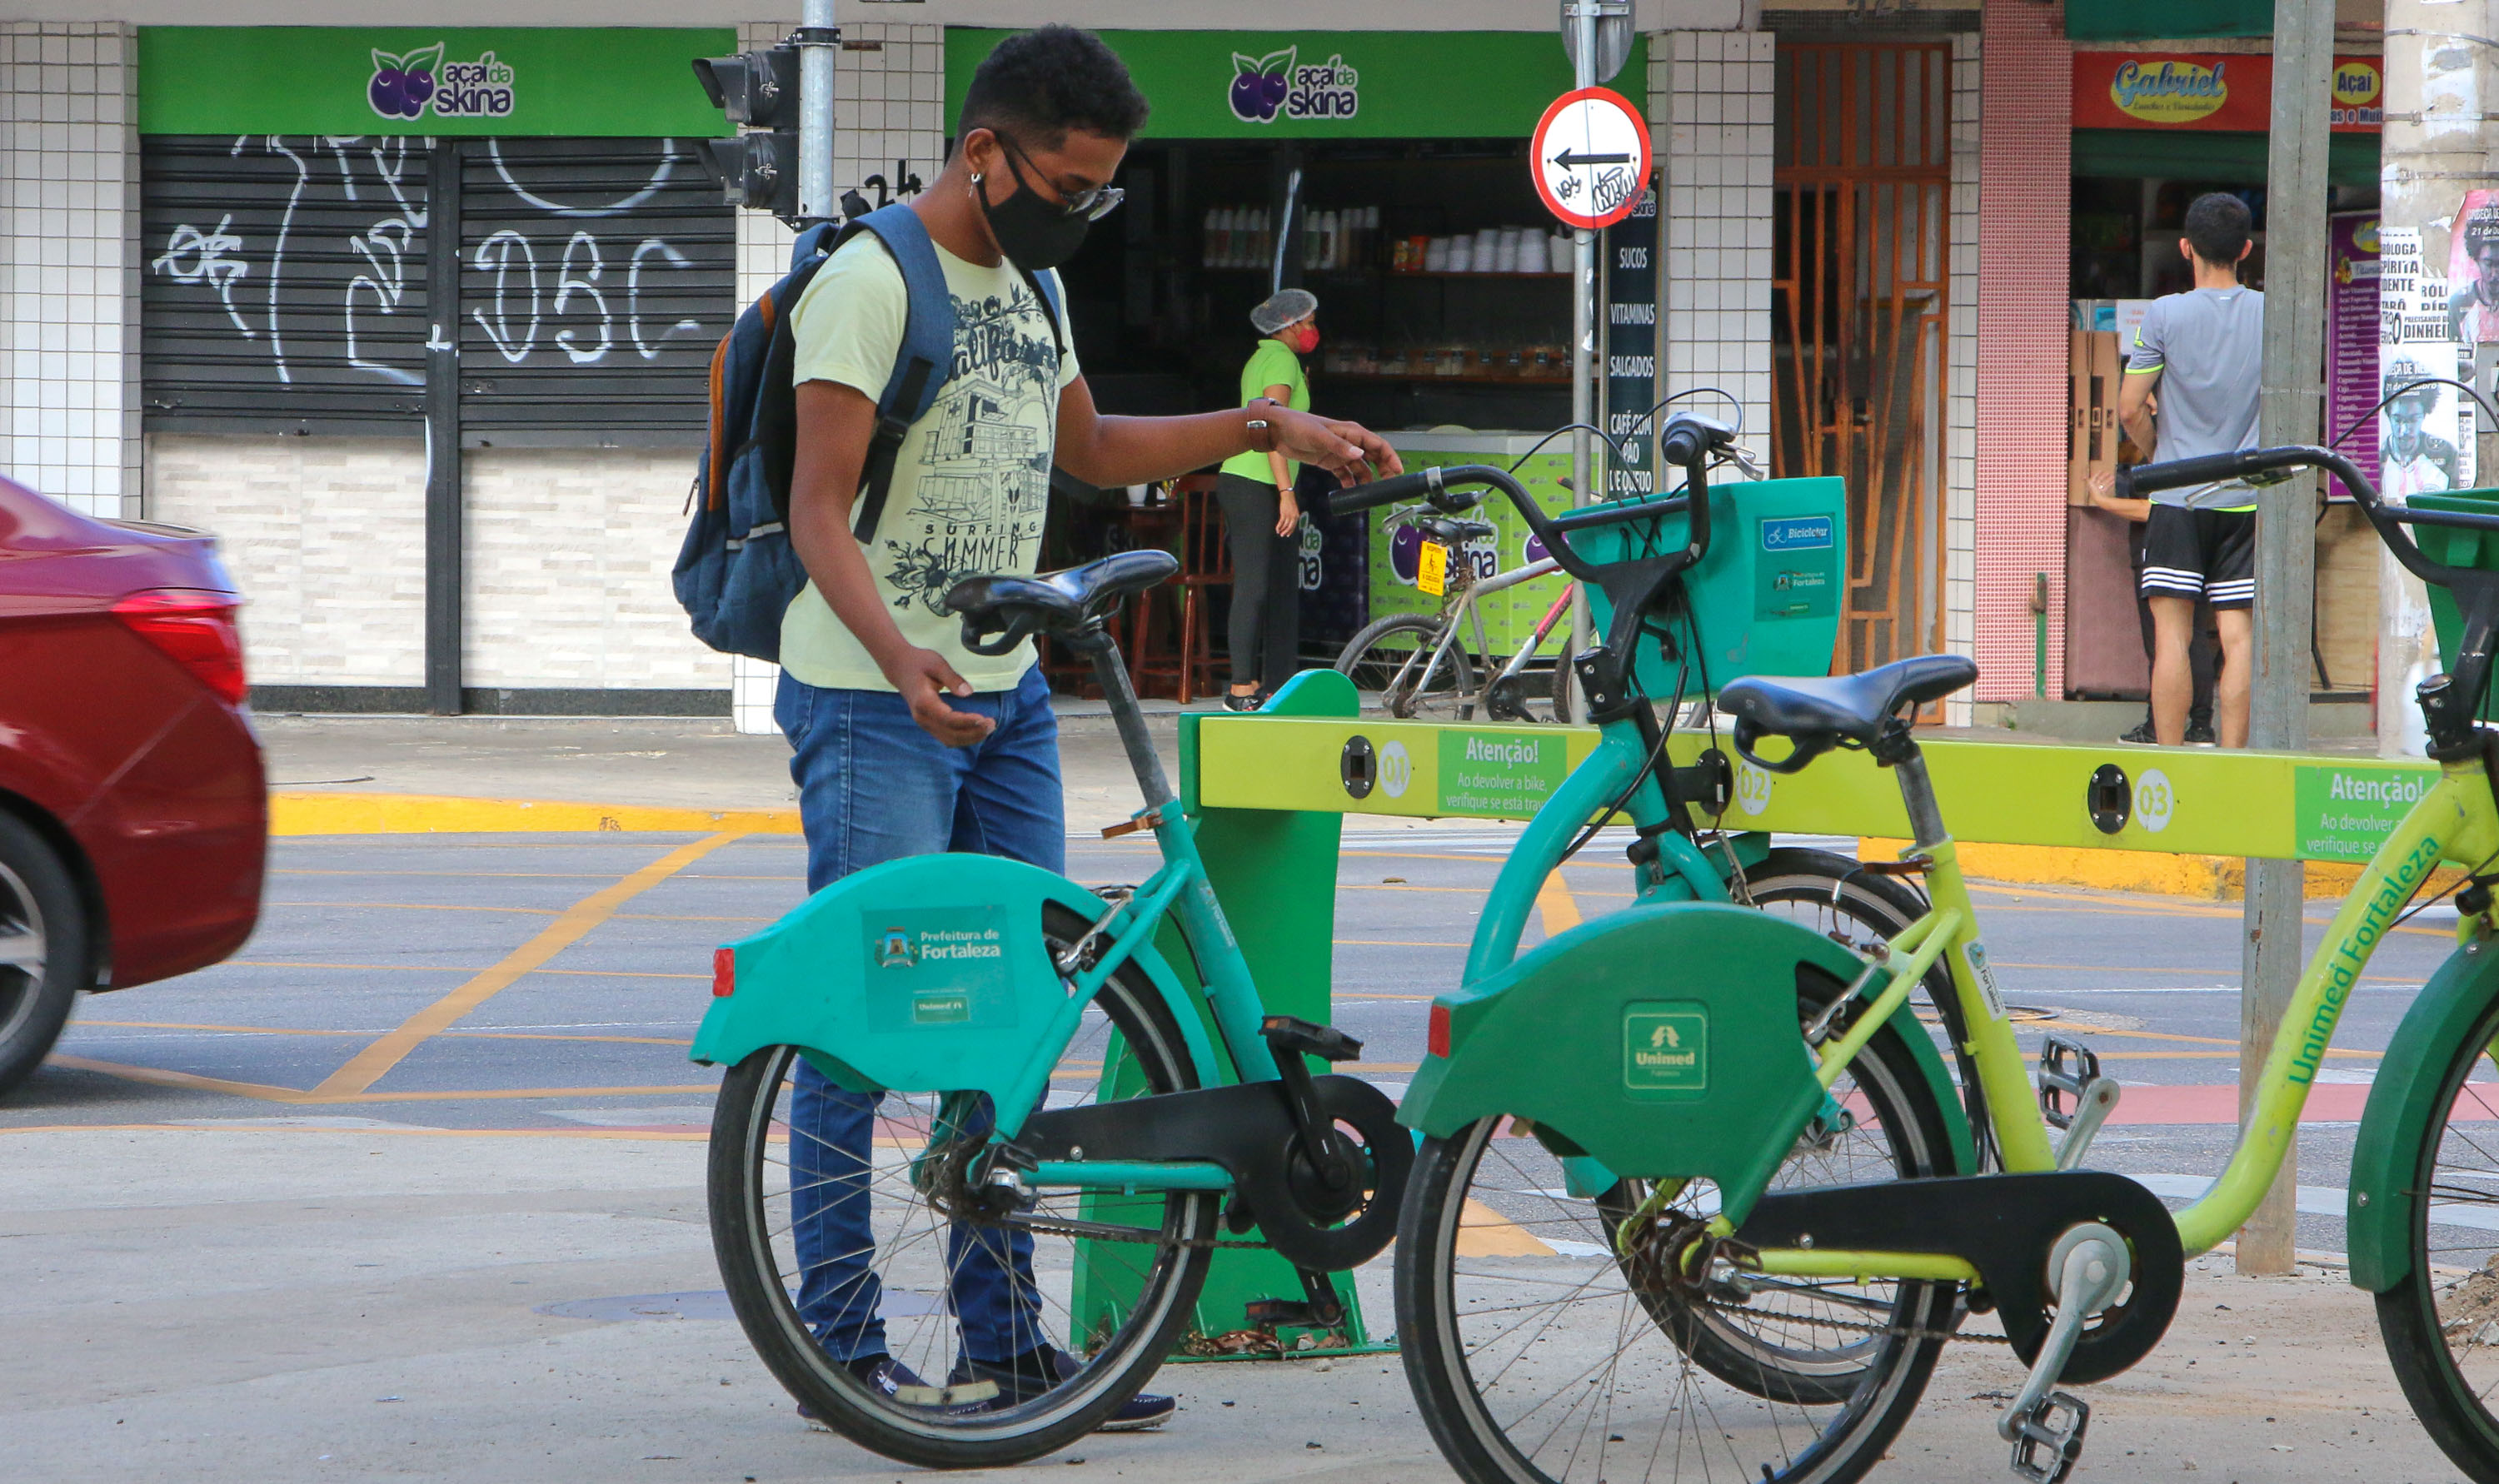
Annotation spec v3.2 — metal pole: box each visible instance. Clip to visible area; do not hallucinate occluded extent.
[423,141,464,717]
[2238,0,2332,1276]
[797,0,836,224]
[1564,0,1599,721]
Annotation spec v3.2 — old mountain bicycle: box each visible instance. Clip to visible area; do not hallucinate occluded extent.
[1385,441,2499,1484]
[688,413,1938,1468]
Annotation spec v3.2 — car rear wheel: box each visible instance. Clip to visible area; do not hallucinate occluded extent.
[0,814,87,1098]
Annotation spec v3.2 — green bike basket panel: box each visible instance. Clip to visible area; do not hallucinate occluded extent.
[2407,486,2499,722]
[1576,476,1848,697]
[691,853,1215,1103]
[1402,900,1853,1225]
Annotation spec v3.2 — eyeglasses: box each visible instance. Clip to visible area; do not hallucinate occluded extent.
[997,133,1125,222]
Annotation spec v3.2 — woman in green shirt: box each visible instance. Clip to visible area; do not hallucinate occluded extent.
[1215,288,1319,710]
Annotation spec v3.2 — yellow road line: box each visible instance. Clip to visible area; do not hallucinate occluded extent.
[266,901,560,916]
[46,1054,311,1103]
[78,1020,693,1048]
[1455,1198,1559,1257]
[221,961,710,981]
[311,833,745,1098]
[1537,870,1581,936]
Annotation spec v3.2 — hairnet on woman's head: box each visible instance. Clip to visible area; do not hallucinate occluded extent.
[1250,288,1319,335]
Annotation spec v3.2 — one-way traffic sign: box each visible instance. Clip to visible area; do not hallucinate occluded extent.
[1530,86,1653,232]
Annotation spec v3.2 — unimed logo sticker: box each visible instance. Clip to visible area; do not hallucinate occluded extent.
[1624,1003,1708,1093]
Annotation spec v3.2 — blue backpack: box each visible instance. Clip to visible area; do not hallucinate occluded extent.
[672,204,1064,663]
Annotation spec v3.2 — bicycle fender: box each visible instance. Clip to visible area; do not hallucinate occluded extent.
[1403,901,1873,1226]
[691,854,1219,1104]
[2349,935,2499,1292]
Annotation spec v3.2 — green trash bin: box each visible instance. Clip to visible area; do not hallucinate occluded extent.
[2402,487,2499,720]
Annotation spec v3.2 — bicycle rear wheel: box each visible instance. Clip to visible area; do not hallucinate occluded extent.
[709,904,1215,1468]
[2374,990,2499,1483]
[1338,614,1476,720]
[1394,977,1960,1484]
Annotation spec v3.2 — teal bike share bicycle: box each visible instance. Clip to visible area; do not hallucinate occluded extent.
[691,411,1942,1467]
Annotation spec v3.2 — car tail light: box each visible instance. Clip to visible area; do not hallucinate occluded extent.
[713,946,736,998]
[1427,1003,1450,1059]
[112,590,247,705]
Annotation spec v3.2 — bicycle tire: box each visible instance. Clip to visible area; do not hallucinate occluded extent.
[1394,969,1960,1484]
[2374,989,2499,1484]
[709,903,1216,1468]
[1337,614,1477,720]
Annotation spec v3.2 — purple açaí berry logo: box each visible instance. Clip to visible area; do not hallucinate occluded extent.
[368,44,443,119]
[1228,46,1359,125]
[368,43,517,122]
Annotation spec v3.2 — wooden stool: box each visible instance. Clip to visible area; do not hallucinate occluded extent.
[1174,476,1231,705]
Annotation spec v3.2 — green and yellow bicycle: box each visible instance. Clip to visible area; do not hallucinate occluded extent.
[1386,442,2499,1484]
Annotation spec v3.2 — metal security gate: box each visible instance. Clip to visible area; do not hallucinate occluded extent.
[1771,42,1952,675]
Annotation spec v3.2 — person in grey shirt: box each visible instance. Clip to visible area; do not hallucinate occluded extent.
[2118,192,2262,748]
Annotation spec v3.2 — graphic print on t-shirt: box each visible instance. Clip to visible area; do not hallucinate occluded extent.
[880,283,1061,616]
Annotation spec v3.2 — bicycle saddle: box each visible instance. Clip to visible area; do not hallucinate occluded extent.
[1419,517,1495,545]
[943,549,1179,655]
[1720,655,1979,769]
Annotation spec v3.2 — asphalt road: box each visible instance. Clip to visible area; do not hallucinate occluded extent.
[11,824,2461,1257]
[4,825,2482,1482]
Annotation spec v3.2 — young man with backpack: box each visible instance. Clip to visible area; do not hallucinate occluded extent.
[769,26,1399,1431]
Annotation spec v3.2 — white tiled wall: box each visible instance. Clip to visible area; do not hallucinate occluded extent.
[731,17,950,733]
[1651,31,1775,449]
[147,435,428,686]
[1945,32,1980,724]
[1,22,139,520]
[464,448,728,691]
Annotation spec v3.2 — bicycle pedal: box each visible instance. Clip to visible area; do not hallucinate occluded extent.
[2037,1033,2101,1132]
[1261,1015,1362,1064]
[2006,1390,2089,1484]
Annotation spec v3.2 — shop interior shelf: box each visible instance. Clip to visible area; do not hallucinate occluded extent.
[1324,370,1571,385]
[1198,266,1567,281]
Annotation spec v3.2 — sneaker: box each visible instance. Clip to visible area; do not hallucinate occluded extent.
[1221,690,1261,712]
[2185,721,2217,746]
[2119,719,2157,744]
[952,1345,1177,1432]
[800,1354,991,1428]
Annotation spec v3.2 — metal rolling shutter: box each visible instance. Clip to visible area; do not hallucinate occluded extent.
[141,135,434,434]
[456,137,733,444]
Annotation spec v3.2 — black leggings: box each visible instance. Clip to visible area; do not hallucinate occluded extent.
[1215,471,1301,692]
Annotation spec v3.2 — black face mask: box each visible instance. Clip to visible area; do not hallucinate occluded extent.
[978,144,1093,271]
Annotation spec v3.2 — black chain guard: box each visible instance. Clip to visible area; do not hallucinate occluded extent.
[1015,1074,1412,1272]
[1733,1170,2184,1384]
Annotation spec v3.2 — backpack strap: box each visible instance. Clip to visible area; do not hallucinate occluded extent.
[1015,262,1066,359]
[839,204,960,545]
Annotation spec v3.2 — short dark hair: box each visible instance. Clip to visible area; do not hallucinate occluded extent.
[2182,192,2252,267]
[960,25,1149,150]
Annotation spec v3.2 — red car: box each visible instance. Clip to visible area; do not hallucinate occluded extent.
[0,477,266,1096]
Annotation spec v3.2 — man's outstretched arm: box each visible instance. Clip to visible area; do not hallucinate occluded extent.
[1051,375,1403,491]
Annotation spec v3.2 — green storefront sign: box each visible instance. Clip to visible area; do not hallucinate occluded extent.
[945,29,1648,140]
[2292,764,2441,863]
[137,27,736,137]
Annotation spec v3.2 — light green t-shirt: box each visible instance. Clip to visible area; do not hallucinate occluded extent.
[1216,337,1310,486]
[781,232,1080,692]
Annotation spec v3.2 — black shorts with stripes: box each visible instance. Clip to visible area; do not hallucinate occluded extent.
[2138,503,2255,610]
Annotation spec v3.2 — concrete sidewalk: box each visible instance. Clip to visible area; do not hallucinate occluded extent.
[0,1124,2464,1483]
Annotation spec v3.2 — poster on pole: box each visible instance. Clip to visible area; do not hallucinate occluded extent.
[2381,347,2473,499]
[1601,174,1660,499]
[2325,213,2380,502]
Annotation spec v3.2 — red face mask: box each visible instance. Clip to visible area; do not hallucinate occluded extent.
[1286,322,1320,355]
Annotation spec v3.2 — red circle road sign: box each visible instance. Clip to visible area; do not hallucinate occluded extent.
[1530,87,1654,232]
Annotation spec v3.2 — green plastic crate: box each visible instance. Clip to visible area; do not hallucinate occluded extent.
[1576,475,1848,697]
[2405,486,2499,721]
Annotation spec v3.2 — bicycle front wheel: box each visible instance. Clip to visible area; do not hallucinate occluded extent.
[1338,614,1476,719]
[709,904,1215,1468]
[2375,988,2499,1483]
[1394,984,1961,1484]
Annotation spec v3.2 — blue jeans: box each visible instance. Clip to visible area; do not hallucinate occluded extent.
[776,664,1065,1365]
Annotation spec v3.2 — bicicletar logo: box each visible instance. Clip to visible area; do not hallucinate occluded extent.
[1228,46,1359,124]
[368,42,516,122]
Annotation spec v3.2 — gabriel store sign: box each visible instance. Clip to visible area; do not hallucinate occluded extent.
[2070,51,2382,134]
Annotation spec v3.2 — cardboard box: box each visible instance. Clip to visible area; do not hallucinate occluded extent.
[2068,329,2122,505]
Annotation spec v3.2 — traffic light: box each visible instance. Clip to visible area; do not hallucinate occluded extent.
[691,46,801,221]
